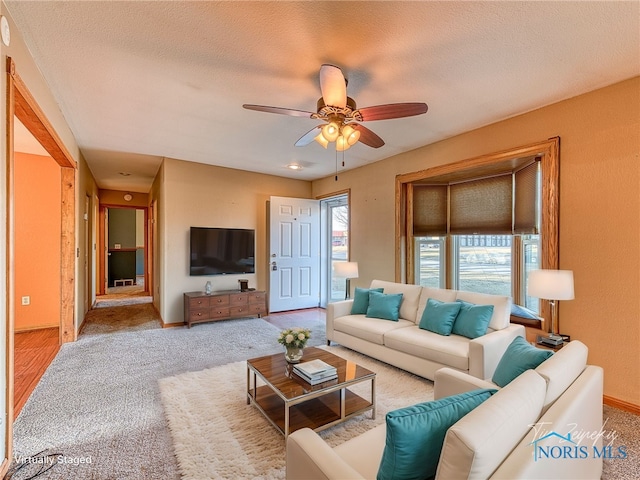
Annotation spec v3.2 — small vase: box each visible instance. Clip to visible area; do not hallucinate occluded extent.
[285,346,303,364]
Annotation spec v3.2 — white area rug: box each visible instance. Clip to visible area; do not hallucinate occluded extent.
[159,346,434,479]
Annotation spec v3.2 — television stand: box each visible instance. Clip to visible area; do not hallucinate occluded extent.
[183,290,267,328]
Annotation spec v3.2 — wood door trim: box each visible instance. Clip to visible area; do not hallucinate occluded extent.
[5,57,78,472]
[8,59,75,169]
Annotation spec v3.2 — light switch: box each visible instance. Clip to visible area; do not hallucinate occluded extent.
[21,296,30,306]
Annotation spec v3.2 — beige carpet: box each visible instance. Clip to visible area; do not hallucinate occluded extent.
[158,346,434,480]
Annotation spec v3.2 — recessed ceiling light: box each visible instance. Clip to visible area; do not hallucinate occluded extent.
[287,164,302,170]
[119,172,131,176]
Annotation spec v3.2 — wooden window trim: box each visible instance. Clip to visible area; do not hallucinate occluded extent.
[395,138,560,330]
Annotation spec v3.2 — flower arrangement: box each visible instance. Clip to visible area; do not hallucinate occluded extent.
[277,327,311,349]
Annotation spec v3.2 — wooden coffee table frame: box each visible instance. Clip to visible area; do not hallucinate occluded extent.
[246,347,376,439]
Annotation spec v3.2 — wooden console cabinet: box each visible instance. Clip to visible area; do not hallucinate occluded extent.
[183,290,267,328]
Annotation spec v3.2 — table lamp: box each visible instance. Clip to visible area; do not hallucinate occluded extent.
[335,262,359,300]
[527,269,574,346]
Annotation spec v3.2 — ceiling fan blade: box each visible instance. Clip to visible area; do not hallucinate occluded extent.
[294,126,323,147]
[319,64,347,109]
[353,124,385,148]
[243,104,315,118]
[356,102,428,121]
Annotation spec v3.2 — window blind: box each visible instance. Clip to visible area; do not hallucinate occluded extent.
[412,185,447,235]
[514,159,540,234]
[450,174,513,234]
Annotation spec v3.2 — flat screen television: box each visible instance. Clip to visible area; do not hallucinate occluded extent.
[190,227,255,276]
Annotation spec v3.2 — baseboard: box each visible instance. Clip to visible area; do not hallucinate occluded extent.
[604,395,640,415]
[1,457,9,477]
[162,321,185,329]
[15,324,59,333]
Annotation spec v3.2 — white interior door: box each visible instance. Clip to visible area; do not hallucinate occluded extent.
[269,196,320,312]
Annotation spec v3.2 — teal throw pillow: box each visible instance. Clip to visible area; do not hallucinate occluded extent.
[365,291,403,321]
[492,336,553,387]
[376,389,497,480]
[451,300,494,339]
[351,287,384,314]
[418,298,462,336]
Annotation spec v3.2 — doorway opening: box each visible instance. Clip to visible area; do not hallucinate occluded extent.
[97,205,150,305]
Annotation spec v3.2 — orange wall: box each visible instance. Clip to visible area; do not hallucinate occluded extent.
[15,152,61,331]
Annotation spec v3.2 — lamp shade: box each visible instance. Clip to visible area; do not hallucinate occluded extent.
[334,261,359,279]
[314,132,329,148]
[322,122,340,142]
[527,269,574,300]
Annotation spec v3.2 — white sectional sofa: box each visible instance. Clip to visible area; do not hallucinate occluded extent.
[326,280,525,380]
[286,341,604,480]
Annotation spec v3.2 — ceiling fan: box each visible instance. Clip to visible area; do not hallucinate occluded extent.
[243,64,428,151]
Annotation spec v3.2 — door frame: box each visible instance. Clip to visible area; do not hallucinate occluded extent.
[268,196,321,312]
[5,57,77,474]
[98,204,151,295]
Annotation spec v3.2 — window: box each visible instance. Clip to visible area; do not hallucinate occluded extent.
[398,139,559,330]
[320,194,350,304]
[414,237,445,288]
[456,235,512,297]
[522,235,541,310]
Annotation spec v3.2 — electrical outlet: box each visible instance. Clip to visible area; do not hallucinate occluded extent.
[21,296,30,306]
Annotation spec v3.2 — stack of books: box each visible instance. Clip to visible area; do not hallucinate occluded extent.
[293,359,338,385]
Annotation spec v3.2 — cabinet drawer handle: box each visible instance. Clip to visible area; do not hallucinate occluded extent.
[197,313,202,316]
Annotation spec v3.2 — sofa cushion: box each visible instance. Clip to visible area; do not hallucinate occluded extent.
[416,287,458,325]
[451,300,493,339]
[418,298,462,335]
[455,290,511,331]
[436,370,546,480]
[377,389,496,480]
[366,291,404,321]
[384,326,470,371]
[370,280,423,323]
[351,287,384,315]
[334,315,414,345]
[492,336,553,387]
[535,340,588,411]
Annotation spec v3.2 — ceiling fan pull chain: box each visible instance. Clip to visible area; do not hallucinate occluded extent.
[335,148,338,181]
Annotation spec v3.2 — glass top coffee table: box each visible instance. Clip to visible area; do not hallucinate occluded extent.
[246,346,376,439]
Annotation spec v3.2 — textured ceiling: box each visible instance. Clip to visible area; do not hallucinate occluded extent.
[7,1,640,190]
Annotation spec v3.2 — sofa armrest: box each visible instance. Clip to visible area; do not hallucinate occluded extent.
[286,428,365,480]
[434,368,498,400]
[468,324,525,380]
[326,300,354,341]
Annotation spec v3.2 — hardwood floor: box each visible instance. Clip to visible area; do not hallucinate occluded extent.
[262,308,326,333]
[14,327,60,419]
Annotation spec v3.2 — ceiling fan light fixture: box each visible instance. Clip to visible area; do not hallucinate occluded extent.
[336,136,351,152]
[322,122,340,142]
[314,133,329,148]
[341,124,360,146]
